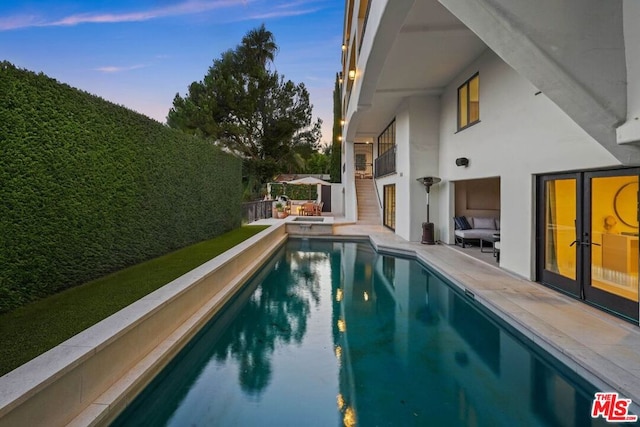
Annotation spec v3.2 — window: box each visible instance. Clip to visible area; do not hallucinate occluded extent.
[457,73,479,130]
[378,120,395,156]
[376,120,396,177]
[355,154,367,171]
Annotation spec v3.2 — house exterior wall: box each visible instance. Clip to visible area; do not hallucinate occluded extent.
[341,0,636,279]
[396,97,441,241]
[440,0,640,163]
[331,183,344,216]
[618,0,640,143]
[437,49,620,278]
[344,140,357,221]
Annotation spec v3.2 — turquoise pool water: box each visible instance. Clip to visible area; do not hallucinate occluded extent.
[112,239,614,426]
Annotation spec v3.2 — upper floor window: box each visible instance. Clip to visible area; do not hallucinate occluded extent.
[375,120,396,178]
[458,73,479,131]
[378,119,395,155]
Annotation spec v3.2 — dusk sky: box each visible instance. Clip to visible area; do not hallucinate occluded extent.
[0,0,343,146]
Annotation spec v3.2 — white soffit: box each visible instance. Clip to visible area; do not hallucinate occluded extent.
[354,0,486,139]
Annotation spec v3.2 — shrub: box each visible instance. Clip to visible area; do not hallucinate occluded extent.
[269,183,317,200]
[0,62,242,312]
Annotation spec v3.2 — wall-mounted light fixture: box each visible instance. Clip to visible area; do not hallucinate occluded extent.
[455,157,469,167]
[338,135,342,141]
[341,44,347,51]
[348,69,356,80]
[340,119,345,125]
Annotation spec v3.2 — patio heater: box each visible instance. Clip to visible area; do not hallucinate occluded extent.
[417,176,441,245]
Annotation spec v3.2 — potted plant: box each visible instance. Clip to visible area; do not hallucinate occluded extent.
[275,202,287,219]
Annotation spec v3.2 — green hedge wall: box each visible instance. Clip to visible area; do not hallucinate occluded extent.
[269,183,317,200]
[0,62,242,312]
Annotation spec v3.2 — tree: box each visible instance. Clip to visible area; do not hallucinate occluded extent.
[330,73,342,183]
[167,25,322,199]
[306,146,331,174]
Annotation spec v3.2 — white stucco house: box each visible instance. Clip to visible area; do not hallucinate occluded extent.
[340,0,640,323]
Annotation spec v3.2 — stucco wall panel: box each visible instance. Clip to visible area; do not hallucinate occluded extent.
[438,50,619,278]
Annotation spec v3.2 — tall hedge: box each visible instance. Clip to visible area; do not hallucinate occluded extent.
[0,62,242,313]
[330,73,342,183]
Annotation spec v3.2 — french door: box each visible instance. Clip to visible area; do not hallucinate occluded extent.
[538,169,639,321]
[383,184,396,231]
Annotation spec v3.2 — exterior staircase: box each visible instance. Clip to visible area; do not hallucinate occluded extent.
[355,178,381,224]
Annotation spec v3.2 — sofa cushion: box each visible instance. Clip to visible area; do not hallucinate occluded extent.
[455,229,497,240]
[472,217,496,230]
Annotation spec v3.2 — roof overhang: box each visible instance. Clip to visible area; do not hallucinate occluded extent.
[347,0,486,142]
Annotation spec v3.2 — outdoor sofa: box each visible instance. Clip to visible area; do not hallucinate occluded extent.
[453,216,500,248]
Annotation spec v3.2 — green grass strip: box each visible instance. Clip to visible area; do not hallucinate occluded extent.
[0,225,270,376]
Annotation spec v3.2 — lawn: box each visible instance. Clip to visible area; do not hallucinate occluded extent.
[0,225,270,376]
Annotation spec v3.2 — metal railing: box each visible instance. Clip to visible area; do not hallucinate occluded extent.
[374,146,396,178]
[242,200,273,223]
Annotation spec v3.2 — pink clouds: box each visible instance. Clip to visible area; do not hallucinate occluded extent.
[0,0,250,30]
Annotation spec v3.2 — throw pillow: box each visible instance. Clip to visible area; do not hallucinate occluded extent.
[454,216,472,230]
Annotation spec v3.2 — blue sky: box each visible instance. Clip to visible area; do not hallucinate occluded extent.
[0,0,342,145]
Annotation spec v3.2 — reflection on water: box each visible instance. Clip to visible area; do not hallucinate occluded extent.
[113,240,617,427]
[210,242,324,395]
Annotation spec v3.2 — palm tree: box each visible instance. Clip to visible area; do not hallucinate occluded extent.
[238,23,278,71]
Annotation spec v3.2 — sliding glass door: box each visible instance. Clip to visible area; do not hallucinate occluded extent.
[538,169,639,321]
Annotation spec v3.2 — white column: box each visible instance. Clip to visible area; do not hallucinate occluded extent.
[395,96,441,242]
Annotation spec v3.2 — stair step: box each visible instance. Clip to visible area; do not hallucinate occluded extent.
[355,179,380,224]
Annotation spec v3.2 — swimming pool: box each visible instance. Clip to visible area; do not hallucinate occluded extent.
[112,239,613,426]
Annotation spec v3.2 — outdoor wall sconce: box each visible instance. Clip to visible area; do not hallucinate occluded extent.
[342,44,347,51]
[348,69,356,80]
[455,157,469,167]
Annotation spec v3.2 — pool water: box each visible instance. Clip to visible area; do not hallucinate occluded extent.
[112,240,615,426]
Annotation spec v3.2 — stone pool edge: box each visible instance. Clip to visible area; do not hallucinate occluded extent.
[0,223,287,427]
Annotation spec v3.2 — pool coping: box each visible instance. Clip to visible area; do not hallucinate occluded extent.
[0,224,288,427]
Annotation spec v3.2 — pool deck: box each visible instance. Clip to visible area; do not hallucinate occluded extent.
[257,215,640,413]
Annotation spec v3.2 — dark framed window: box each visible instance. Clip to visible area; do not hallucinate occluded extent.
[383,184,396,230]
[457,73,479,131]
[376,120,396,177]
[378,120,395,156]
[355,154,367,171]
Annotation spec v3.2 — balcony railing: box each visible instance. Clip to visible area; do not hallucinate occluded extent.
[375,146,396,178]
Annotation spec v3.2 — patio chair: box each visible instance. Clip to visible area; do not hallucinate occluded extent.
[302,202,315,216]
[314,202,324,216]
